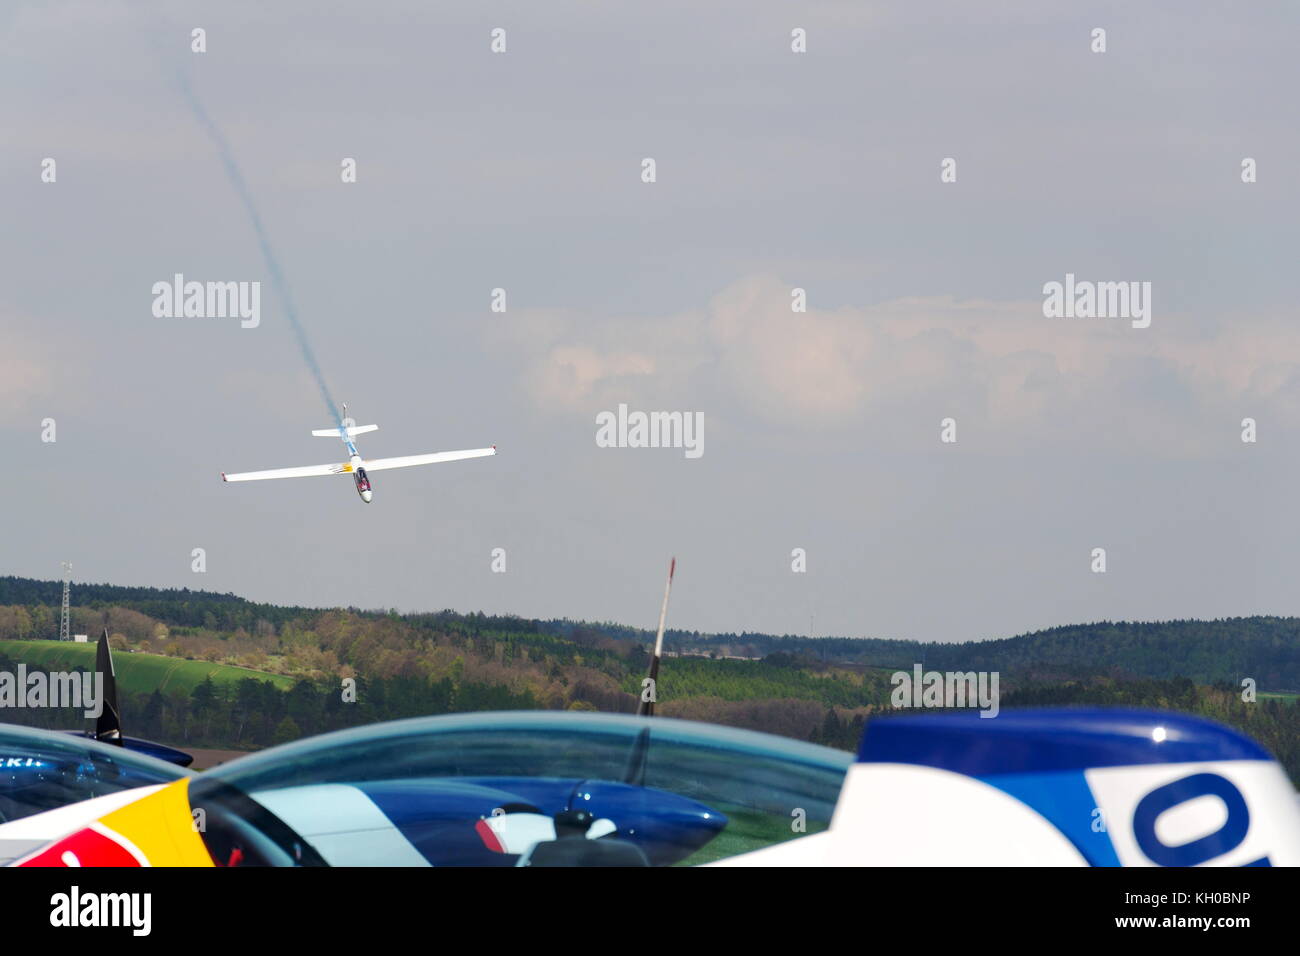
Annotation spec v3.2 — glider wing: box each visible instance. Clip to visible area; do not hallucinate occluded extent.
[363,447,496,471]
[222,462,349,482]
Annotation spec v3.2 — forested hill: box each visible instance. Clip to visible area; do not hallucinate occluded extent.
[873,620,1300,690]
[1,575,1297,689]
[1,575,1297,778]
[0,577,316,630]
[681,621,1300,691]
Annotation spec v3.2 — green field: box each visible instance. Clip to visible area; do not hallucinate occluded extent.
[675,806,828,865]
[0,640,293,694]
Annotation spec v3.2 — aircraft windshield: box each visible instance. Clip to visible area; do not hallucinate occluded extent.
[0,726,189,830]
[194,712,850,866]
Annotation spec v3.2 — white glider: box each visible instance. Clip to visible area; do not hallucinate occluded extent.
[222,405,495,503]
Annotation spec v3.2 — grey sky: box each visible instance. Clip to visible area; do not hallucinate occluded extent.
[3,1,1299,643]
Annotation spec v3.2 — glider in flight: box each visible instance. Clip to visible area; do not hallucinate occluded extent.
[221,405,496,503]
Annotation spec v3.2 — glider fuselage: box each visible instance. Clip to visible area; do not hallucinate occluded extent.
[342,438,373,503]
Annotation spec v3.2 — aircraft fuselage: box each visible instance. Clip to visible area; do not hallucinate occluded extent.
[344,443,373,503]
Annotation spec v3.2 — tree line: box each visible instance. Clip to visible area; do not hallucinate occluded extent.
[0,576,1296,782]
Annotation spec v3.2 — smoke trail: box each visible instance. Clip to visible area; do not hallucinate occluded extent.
[171,67,343,428]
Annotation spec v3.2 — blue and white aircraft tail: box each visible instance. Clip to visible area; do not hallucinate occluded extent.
[63,629,193,767]
[718,708,1300,866]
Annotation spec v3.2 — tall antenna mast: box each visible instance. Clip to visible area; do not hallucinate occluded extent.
[59,561,72,642]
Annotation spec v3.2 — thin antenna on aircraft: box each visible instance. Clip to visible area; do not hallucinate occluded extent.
[624,558,675,787]
[638,557,675,718]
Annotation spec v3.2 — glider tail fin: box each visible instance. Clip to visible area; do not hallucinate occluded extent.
[311,424,378,438]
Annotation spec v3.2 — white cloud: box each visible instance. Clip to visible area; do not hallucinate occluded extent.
[527,345,657,408]
[500,274,1300,454]
[0,315,58,427]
